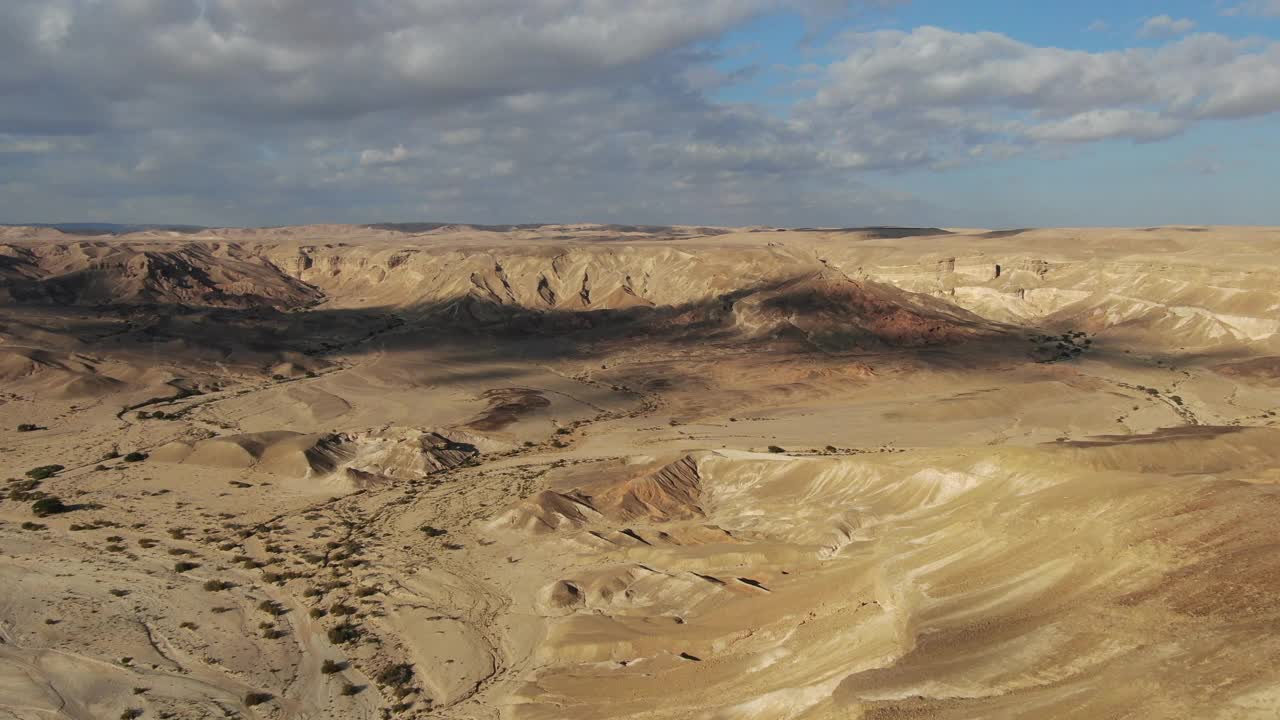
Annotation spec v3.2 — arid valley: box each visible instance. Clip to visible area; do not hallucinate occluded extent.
[2,223,1280,719]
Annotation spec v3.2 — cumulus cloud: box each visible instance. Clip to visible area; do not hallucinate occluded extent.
[2,0,814,128]
[813,27,1280,149]
[0,2,1279,226]
[1139,15,1197,38]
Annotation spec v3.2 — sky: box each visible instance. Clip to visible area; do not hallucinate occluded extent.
[2,0,1280,228]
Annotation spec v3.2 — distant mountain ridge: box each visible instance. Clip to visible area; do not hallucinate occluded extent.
[3,223,209,235]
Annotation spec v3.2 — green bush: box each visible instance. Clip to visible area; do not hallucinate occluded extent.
[31,497,69,517]
[25,465,64,480]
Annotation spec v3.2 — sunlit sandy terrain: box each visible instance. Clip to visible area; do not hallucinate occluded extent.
[3,223,1280,719]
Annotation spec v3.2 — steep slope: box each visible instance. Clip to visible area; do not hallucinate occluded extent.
[0,238,320,308]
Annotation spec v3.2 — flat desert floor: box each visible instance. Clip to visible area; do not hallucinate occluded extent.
[3,223,1280,719]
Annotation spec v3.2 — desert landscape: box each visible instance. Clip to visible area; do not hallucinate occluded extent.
[2,223,1279,719]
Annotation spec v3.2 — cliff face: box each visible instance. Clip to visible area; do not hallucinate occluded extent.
[5,223,1280,350]
[850,255,1280,347]
[800,226,1280,349]
[1,228,996,349]
[0,239,321,308]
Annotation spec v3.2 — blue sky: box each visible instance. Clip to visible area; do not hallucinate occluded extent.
[2,0,1280,227]
[703,1,1280,226]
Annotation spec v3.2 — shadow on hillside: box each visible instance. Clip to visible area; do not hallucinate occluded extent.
[1,273,1264,389]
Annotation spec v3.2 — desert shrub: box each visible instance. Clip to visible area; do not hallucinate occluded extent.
[244,692,273,706]
[31,496,69,517]
[376,663,415,687]
[16,423,39,432]
[329,603,356,616]
[767,445,785,453]
[21,521,46,531]
[420,525,447,537]
[123,452,148,462]
[340,682,363,696]
[354,586,378,598]
[120,709,143,719]
[309,607,326,619]
[203,580,233,592]
[258,600,284,615]
[321,659,344,674]
[109,588,130,597]
[25,465,64,480]
[173,561,200,573]
[327,624,361,644]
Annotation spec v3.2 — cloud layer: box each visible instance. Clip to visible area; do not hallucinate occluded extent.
[2,1,1280,226]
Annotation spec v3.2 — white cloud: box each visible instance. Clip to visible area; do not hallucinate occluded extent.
[359,144,411,167]
[1087,19,1110,32]
[1139,15,1197,38]
[1222,1,1280,17]
[814,27,1280,149]
[0,135,56,153]
[1,3,1279,227]
[1024,110,1183,143]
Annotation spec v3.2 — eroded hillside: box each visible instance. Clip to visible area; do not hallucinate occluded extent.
[2,224,1279,720]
